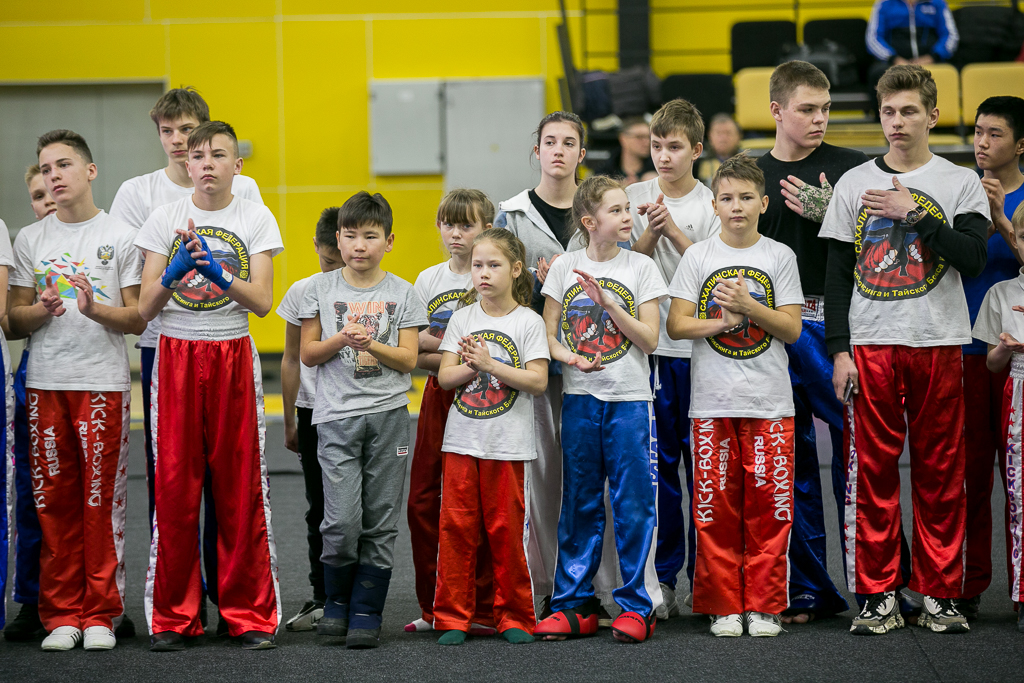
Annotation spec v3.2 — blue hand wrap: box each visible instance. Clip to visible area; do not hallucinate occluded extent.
[161,239,196,289]
[192,232,233,290]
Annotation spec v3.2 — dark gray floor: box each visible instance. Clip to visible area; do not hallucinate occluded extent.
[4,418,1024,682]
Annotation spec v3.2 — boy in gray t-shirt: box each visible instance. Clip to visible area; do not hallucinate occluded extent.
[299,192,426,649]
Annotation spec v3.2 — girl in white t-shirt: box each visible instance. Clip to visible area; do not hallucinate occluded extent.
[433,230,550,646]
[537,175,666,644]
[407,189,495,635]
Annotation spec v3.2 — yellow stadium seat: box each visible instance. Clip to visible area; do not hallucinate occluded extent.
[962,62,1024,121]
[734,67,776,132]
[928,63,960,128]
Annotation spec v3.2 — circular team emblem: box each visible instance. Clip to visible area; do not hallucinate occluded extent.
[697,266,775,359]
[426,288,465,339]
[854,188,947,300]
[560,278,634,364]
[171,226,249,311]
[455,329,522,420]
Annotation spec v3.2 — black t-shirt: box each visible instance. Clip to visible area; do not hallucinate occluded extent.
[757,142,869,296]
[529,189,573,249]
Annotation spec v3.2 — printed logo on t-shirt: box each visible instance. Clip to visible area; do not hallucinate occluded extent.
[334,300,398,379]
[34,254,112,302]
[854,189,948,301]
[426,288,465,339]
[170,226,250,311]
[96,245,114,265]
[559,278,634,364]
[696,266,775,359]
[455,329,522,419]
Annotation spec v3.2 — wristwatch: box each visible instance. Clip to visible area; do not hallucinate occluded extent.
[902,205,926,226]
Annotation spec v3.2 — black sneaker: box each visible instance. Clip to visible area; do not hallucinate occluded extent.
[286,600,325,632]
[956,595,981,621]
[346,628,381,649]
[240,630,276,650]
[216,609,230,638]
[317,617,348,638]
[3,603,46,641]
[114,614,136,638]
[850,591,904,635]
[150,631,186,652]
[919,596,969,634]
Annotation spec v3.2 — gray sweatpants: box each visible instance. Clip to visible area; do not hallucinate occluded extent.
[318,406,411,569]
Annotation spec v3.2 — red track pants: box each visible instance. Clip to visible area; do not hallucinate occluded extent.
[962,354,1010,599]
[408,377,493,624]
[691,417,795,616]
[30,389,129,631]
[146,335,280,637]
[434,452,534,633]
[843,345,966,598]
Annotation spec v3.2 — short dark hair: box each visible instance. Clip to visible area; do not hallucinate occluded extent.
[976,96,1024,142]
[711,152,765,197]
[876,64,937,112]
[37,129,93,163]
[316,207,341,248]
[338,191,393,237]
[151,87,211,127]
[770,61,831,107]
[650,98,704,148]
[187,121,239,156]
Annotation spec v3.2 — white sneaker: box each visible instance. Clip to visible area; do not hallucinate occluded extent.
[746,611,783,637]
[83,626,116,650]
[919,596,969,634]
[710,614,743,637]
[654,583,680,620]
[285,600,324,632]
[41,626,83,651]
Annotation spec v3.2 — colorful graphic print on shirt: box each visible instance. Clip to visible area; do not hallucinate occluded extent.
[559,278,635,364]
[34,252,113,302]
[170,226,250,312]
[455,329,522,420]
[854,188,949,301]
[696,265,775,360]
[426,289,465,339]
[334,299,398,379]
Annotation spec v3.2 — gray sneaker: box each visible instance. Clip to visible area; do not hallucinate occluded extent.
[850,591,904,635]
[654,583,680,620]
[918,596,969,634]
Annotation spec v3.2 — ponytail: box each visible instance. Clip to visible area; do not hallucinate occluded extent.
[461,230,534,308]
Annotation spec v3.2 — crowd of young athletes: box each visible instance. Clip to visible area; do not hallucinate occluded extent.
[1,58,1024,652]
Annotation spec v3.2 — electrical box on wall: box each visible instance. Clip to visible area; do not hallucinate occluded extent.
[370,79,443,175]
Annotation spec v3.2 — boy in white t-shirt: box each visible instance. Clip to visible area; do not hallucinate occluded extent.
[276,206,343,632]
[627,98,721,616]
[110,91,263,624]
[971,204,1024,634]
[135,121,284,652]
[9,130,146,652]
[667,154,803,637]
[820,65,991,635]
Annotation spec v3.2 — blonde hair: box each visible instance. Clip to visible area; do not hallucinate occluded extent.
[570,174,625,248]
[462,230,534,307]
[24,164,41,186]
[650,98,704,148]
[437,188,496,226]
[876,64,937,112]
[1012,201,1024,233]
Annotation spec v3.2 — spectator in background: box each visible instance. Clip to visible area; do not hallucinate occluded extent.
[592,117,657,187]
[697,113,742,186]
[867,0,959,84]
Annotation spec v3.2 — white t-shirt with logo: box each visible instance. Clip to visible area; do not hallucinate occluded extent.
[11,211,143,392]
[111,170,263,349]
[670,234,803,419]
[818,155,990,347]
[542,248,667,402]
[134,196,284,341]
[276,276,317,410]
[439,303,550,460]
[627,178,721,359]
[972,271,1024,352]
[414,260,473,377]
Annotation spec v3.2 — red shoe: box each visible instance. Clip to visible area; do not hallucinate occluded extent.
[534,610,599,639]
[611,611,656,643]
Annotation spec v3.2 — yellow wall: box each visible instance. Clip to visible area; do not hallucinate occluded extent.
[0,1,610,351]
[0,0,991,350]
